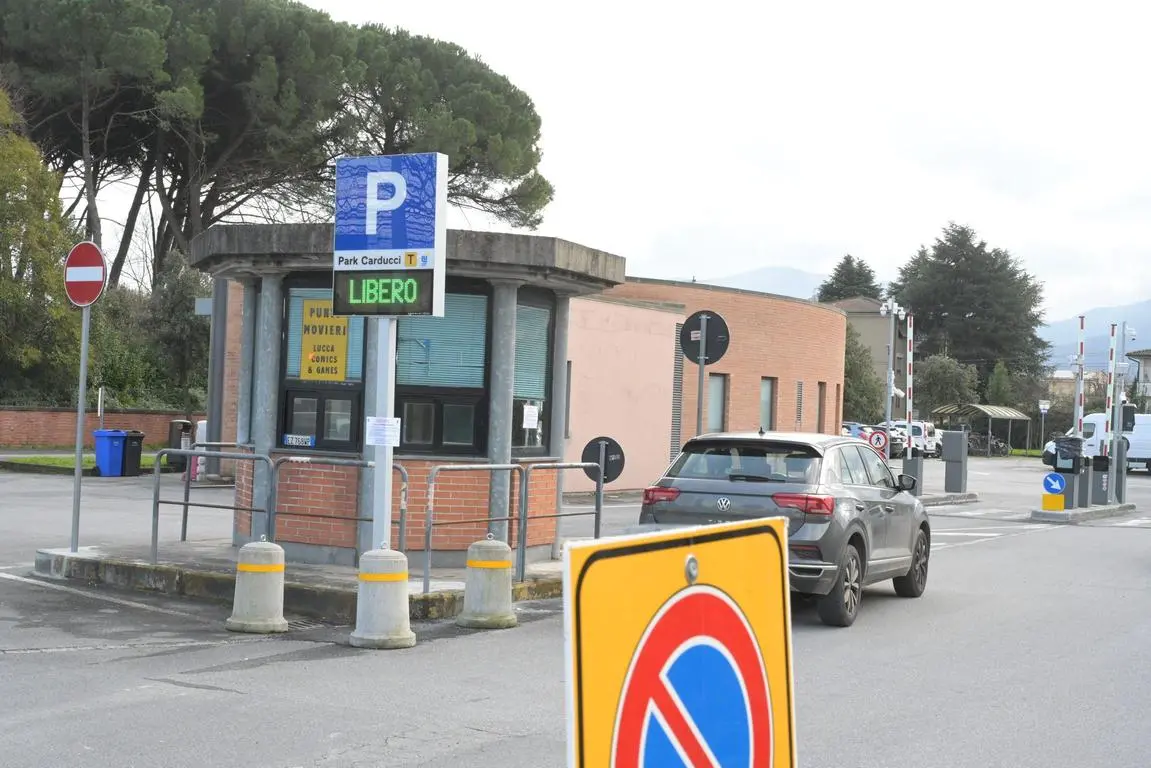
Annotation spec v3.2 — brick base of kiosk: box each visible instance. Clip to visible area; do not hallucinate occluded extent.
[234,452,560,566]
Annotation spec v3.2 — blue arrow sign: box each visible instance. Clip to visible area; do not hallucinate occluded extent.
[1043,472,1066,494]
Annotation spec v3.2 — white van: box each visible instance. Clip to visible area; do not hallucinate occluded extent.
[887,420,941,458]
[1042,412,1151,471]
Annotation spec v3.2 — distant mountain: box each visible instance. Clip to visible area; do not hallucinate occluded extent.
[1041,299,1151,369]
[702,266,827,300]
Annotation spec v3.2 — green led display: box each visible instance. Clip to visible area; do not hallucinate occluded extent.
[332,270,435,316]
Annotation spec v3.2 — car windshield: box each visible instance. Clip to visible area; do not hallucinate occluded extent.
[666,440,822,483]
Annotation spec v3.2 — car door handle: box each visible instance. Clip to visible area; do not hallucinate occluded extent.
[883,505,895,513]
[855,503,866,512]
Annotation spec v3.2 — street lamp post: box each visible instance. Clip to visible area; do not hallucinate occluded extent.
[878,298,906,461]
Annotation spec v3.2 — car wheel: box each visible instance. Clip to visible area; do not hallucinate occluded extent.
[893,528,929,598]
[817,543,863,627]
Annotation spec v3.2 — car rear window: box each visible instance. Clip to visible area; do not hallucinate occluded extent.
[666,440,822,483]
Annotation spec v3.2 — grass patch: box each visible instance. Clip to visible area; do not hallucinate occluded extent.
[4,454,160,470]
[1011,448,1044,457]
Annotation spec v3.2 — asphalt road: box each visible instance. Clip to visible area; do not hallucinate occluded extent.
[2,458,1150,766]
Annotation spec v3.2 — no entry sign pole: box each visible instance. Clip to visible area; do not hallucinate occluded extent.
[696,314,708,435]
[64,241,108,553]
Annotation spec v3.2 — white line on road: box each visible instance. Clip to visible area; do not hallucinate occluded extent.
[932,524,1063,552]
[0,571,202,619]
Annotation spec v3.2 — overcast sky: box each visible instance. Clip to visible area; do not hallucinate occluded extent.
[307,0,1151,320]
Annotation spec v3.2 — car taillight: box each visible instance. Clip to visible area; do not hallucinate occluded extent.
[642,486,680,505]
[772,493,835,517]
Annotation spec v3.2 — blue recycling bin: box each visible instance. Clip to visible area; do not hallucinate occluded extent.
[93,429,128,477]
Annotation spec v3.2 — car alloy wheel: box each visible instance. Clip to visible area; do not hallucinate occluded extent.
[911,534,928,591]
[842,549,862,616]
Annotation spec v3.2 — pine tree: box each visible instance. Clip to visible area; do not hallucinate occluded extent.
[818,255,883,303]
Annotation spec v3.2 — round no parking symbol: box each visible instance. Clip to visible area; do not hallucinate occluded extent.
[612,585,774,767]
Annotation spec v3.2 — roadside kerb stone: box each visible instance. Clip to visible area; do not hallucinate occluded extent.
[920,492,980,508]
[1030,502,1137,524]
[33,548,563,625]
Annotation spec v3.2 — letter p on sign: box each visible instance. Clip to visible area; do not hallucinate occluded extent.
[364,171,407,235]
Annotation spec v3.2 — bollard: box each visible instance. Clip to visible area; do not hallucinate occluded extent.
[225,539,289,634]
[456,538,517,630]
[349,547,416,650]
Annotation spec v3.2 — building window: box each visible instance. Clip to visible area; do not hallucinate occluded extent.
[817,381,827,433]
[279,283,366,453]
[394,289,489,454]
[512,296,554,452]
[707,373,728,432]
[796,380,805,428]
[760,377,777,430]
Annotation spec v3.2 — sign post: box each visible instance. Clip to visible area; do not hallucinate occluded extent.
[1038,399,1050,453]
[333,153,448,549]
[563,518,796,767]
[679,310,730,436]
[63,241,108,552]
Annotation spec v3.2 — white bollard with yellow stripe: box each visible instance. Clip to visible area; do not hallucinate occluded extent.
[225,538,289,634]
[456,538,517,629]
[349,547,416,649]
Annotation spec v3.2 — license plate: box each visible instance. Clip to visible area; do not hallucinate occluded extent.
[283,434,315,448]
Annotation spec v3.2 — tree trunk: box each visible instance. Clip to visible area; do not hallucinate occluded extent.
[109,156,154,287]
[80,85,102,249]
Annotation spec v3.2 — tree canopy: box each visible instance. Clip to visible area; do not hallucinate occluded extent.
[985,361,1015,406]
[914,354,980,418]
[0,0,554,287]
[888,223,1050,391]
[843,323,884,423]
[817,254,883,303]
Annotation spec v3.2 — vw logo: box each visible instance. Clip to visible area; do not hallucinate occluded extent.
[716,497,732,512]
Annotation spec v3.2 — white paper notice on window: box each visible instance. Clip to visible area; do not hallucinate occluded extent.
[522,404,539,430]
[365,416,401,447]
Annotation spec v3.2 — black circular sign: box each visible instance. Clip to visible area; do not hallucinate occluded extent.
[581,436,626,484]
[679,310,730,366]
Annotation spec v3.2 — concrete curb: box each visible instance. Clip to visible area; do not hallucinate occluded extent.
[920,492,980,507]
[1030,503,1136,524]
[33,549,563,625]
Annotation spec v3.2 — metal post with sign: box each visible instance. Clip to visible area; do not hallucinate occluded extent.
[63,241,108,552]
[1037,399,1050,454]
[679,310,730,437]
[332,153,448,549]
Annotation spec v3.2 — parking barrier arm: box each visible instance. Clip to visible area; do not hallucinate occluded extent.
[517,460,604,582]
[423,463,526,594]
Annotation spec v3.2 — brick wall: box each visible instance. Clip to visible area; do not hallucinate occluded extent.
[0,407,206,449]
[233,454,560,554]
[606,279,846,441]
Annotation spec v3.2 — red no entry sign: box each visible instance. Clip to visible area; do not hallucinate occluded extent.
[63,241,108,308]
[612,586,773,767]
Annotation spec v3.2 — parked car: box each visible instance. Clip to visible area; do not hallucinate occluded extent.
[886,420,940,457]
[636,431,932,627]
[1042,413,1151,471]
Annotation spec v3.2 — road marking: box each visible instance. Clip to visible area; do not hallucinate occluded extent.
[0,571,202,619]
[0,638,259,656]
[932,524,1062,551]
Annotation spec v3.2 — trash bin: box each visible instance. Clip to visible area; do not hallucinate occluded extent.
[122,430,145,477]
[93,429,128,477]
[1053,436,1084,474]
[167,419,192,471]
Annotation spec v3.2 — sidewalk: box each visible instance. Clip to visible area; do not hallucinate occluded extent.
[34,539,563,625]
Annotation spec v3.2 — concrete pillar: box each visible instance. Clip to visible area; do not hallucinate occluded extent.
[205,277,230,476]
[235,278,258,446]
[549,293,572,559]
[357,317,380,557]
[487,279,521,541]
[250,273,284,541]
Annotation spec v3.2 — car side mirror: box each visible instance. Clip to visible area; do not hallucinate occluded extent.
[897,474,917,492]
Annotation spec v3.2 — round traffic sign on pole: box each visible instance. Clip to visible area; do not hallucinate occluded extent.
[612,585,773,767]
[679,310,730,366]
[869,430,888,451]
[63,241,108,308]
[581,436,625,484]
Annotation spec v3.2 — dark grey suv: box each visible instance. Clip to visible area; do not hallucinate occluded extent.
[636,431,932,627]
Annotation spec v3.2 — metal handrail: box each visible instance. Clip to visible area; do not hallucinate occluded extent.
[152,448,273,564]
[180,441,243,539]
[422,463,527,594]
[516,455,605,582]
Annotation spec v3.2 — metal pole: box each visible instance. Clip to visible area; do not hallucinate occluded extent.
[905,315,914,452]
[373,316,398,549]
[1073,315,1086,438]
[884,309,894,460]
[423,470,437,595]
[1110,321,1128,502]
[1039,412,1045,450]
[97,386,105,431]
[516,467,531,583]
[696,314,708,436]
[595,440,606,539]
[70,305,92,553]
[1106,323,1119,503]
[151,454,163,563]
